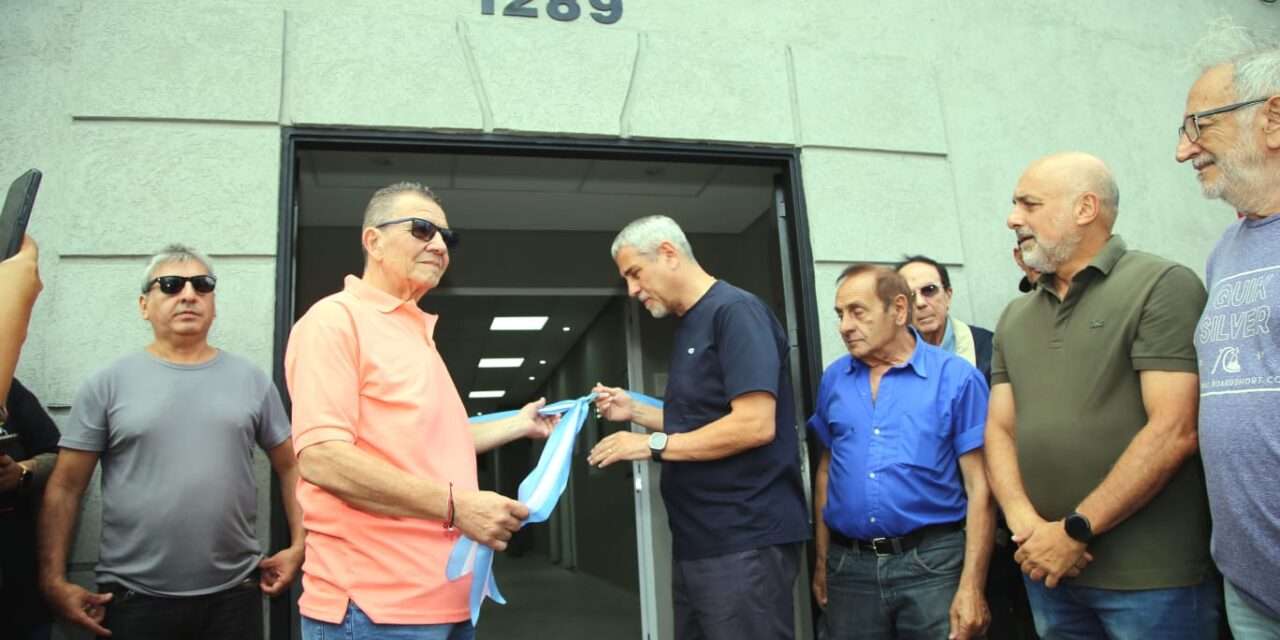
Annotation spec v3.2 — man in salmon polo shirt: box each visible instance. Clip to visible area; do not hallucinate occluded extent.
[285,182,557,640]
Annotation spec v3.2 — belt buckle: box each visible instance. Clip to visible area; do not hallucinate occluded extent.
[870,537,893,557]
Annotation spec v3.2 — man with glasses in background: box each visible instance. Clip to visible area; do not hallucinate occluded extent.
[285,182,555,640]
[38,244,306,639]
[894,256,1035,638]
[895,256,994,383]
[1176,34,1280,637]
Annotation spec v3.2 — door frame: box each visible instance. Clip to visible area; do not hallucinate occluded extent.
[271,128,825,640]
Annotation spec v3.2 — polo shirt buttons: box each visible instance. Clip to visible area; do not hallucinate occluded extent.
[868,472,876,479]
[869,517,876,523]
[873,428,880,435]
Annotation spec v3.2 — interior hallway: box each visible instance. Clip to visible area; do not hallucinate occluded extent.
[479,553,642,639]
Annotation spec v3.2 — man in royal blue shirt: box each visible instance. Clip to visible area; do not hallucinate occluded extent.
[809,264,994,640]
[588,215,810,640]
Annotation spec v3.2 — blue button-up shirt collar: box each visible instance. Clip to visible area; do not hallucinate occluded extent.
[810,330,989,540]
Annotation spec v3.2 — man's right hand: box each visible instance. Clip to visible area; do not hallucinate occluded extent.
[811,562,828,608]
[452,489,529,551]
[43,579,113,637]
[592,383,634,422]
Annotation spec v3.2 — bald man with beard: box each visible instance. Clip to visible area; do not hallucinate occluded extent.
[984,153,1219,639]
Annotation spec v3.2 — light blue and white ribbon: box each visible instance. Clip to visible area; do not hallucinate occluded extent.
[445,391,663,625]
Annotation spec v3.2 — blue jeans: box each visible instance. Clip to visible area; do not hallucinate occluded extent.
[1225,579,1280,640]
[820,528,965,639]
[1022,574,1220,640]
[301,602,475,640]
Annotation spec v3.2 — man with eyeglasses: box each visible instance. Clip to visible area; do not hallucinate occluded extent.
[807,264,993,640]
[895,256,994,383]
[38,244,305,639]
[1176,40,1280,637]
[285,182,555,640]
[986,152,1217,639]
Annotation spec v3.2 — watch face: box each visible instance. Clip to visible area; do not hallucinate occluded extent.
[649,432,668,451]
[1065,514,1092,542]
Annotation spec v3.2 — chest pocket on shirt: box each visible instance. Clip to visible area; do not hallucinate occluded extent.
[667,340,725,431]
[896,403,953,469]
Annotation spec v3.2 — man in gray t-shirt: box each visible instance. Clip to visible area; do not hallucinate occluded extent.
[1177,42,1280,634]
[37,244,304,640]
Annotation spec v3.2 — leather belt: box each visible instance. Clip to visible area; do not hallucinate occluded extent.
[829,520,964,556]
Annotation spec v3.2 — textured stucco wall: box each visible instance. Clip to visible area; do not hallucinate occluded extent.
[4,1,1277,637]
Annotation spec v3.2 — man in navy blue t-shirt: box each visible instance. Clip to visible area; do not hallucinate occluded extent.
[587,215,809,640]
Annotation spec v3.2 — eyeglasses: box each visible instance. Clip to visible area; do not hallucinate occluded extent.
[1179,97,1269,142]
[913,283,945,300]
[375,217,460,249]
[144,274,217,295]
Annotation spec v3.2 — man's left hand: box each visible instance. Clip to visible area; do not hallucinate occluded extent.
[948,584,990,640]
[517,397,558,440]
[1013,520,1092,588]
[587,431,650,468]
[258,546,304,596]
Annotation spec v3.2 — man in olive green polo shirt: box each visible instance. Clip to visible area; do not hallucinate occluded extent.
[985,152,1219,639]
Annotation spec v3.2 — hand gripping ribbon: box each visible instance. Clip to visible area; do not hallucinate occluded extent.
[445,390,663,625]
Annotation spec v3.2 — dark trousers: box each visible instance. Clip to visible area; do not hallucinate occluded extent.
[673,543,801,640]
[98,577,263,640]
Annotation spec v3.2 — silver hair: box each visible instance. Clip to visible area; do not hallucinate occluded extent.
[362,181,442,229]
[141,243,214,293]
[610,215,697,262]
[1194,19,1280,119]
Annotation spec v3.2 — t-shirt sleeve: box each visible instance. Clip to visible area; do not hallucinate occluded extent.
[950,366,989,455]
[716,300,783,400]
[990,306,1011,386]
[256,380,293,451]
[6,378,61,456]
[61,370,111,452]
[285,301,361,453]
[1130,265,1206,372]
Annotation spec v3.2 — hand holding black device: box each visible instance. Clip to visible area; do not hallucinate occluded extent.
[0,432,26,461]
[0,169,42,261]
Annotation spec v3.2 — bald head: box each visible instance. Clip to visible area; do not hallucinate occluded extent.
[1024,152,1120,228]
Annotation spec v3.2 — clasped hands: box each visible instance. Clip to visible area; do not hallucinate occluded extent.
[1011,518,1093,588]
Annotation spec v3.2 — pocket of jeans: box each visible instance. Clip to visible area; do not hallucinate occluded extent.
[826,546,852,576]
[910,537,964,576]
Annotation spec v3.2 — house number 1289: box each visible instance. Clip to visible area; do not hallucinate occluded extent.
[480,0,623,25]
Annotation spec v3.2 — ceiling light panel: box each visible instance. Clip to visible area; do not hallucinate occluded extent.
[478,358,524,368]
[469,390,506,399]
[490,316,549,331]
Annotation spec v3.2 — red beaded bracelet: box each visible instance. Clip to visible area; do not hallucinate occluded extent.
[444,481,456,532]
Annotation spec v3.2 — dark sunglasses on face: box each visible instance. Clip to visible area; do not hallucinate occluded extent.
[375,217,460,249]
[914,283,944,299]
[144,274,217,295]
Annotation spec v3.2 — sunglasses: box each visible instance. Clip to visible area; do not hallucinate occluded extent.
[144,274,217,295]
[375,217,460,249]
[913,283,945,299]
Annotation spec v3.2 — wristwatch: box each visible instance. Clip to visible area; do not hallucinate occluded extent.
[1064,511,1094,543]
[648,432,668,462]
